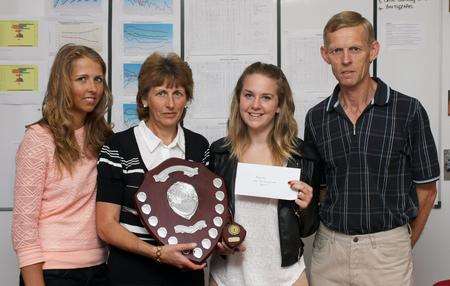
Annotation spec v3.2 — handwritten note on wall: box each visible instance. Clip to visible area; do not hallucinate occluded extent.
[378,0,430,11]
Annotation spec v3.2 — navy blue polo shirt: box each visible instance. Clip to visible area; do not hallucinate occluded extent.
[304,77,440,235]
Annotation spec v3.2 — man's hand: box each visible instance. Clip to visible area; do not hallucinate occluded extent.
[410,182,437,247]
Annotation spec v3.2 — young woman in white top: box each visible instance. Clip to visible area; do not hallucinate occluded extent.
[208,62,320,286]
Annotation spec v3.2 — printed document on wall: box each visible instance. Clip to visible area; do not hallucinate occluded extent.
[184,0,277,141]
[282,30,334,134]
[186,0,276,56]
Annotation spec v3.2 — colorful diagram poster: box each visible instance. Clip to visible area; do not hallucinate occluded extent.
[0,65,39,92]
[0,21,38,47]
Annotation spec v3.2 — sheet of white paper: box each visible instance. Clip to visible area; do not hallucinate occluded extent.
[281,29,336,135]
[235,163,300,200]
[384,22,424,50]
[185,0,277,56]
[50,21,105,54]
[282,30,336,95]
[182,117,227,144]
[186,58,254,119]
[122,0,174,16]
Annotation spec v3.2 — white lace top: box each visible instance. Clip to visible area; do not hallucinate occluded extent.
[210,195,305,286]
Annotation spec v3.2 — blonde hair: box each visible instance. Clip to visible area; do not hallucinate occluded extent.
[226,62,298,166]
[323,11,375,46]
[35,44,112,173]
[136,52,193,120]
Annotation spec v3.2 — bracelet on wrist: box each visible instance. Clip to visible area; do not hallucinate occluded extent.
[155,246,162,263]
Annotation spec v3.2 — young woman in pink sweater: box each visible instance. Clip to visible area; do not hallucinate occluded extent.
[12,44,112,286]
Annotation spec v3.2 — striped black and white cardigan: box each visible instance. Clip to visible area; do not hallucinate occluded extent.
[96,126,209,242]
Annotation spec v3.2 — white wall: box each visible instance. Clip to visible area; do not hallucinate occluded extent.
[412,2,450,285]
[0,212,19,285]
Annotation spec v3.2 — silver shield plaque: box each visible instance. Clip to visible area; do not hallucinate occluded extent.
[167,181,199,220]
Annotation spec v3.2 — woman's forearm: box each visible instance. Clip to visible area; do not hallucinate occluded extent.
[96,202,157,260]
[98,217,157,259]
[96,202,204,270]
[21,263,45,286]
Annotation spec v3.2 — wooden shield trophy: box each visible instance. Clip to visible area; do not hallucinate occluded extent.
[134,158,245,263]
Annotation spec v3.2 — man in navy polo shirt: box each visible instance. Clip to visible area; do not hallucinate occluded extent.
[305,11,440,286]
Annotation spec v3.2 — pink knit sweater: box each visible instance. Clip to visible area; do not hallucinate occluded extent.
[12,124,106,269]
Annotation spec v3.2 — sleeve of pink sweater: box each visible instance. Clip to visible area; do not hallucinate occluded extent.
[12,126,50,268]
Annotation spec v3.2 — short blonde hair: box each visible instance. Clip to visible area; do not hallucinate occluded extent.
[323,11,375,46]
[226,62,298,166]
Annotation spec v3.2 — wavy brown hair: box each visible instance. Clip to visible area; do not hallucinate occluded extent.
[226,62,299,166]
[34,44,112,173]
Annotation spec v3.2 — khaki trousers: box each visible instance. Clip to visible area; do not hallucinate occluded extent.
[310,223,413,286]
[210,271,308,286]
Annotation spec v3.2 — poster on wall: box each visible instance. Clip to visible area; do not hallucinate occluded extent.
[184,0,277,143]
[48,0,104,16]
[51,21,104,54]
[0,65,38,92]
[123,22,174,56]
[0,20,38,47]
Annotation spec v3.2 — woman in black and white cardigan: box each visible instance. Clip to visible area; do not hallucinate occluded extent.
[96,52,208,286]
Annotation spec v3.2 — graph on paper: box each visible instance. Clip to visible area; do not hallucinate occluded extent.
[123,0,173,15]
[123,23,173,56]
[0,65,39,92]
[53,0,102,9]
[123,63,141,93]
[123,103,139,128]
[55,22,103,53]
[0,21,38,47]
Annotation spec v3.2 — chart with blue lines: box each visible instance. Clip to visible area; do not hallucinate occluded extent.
[124,0,173,15]
[123,23,173,56]
[123,103,139,128]
[53,0,101,9]
[123,63,141,92]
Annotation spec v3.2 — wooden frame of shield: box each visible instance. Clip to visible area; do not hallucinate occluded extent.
[134,157,230,263]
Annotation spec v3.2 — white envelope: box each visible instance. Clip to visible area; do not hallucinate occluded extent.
[234,162,301,200]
